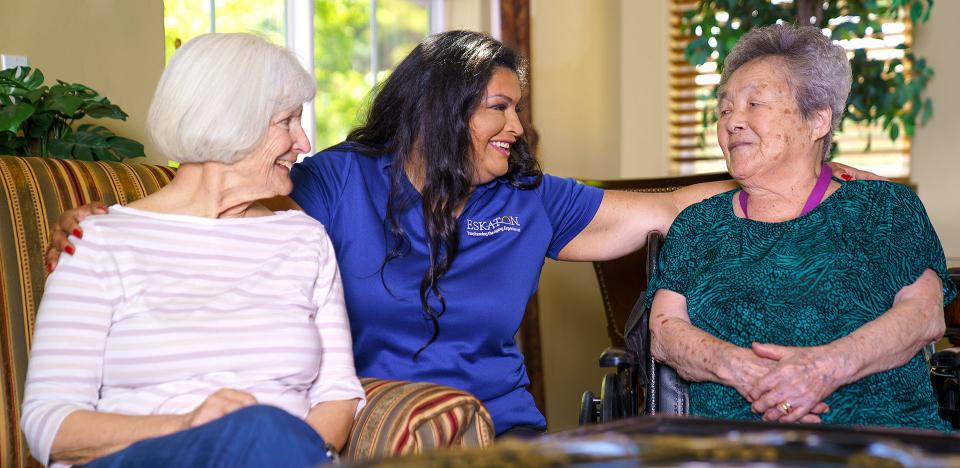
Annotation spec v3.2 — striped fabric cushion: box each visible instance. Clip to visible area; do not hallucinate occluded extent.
[0,156,175,467]
[0,156,493,466]
[345,378,494,461]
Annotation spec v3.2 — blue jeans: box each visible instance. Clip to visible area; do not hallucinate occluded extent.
[82,405,331,468]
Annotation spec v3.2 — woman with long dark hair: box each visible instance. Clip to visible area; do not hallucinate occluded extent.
[49,30,875,437]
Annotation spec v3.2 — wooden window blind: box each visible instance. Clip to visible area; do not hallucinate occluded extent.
[669,0,911,177]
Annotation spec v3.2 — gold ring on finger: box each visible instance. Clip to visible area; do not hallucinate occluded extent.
[777,400,793,415]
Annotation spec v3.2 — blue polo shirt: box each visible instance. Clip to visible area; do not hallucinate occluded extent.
[289,145,603,434]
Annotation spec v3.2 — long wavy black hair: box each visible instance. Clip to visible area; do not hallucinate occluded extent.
[345,30,542,358]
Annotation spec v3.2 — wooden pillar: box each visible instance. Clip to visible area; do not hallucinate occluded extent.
[499,0,546,416]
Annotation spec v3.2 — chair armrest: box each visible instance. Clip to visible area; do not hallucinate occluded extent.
[648,360,690,415]
[342,378,494,461]
[599,346,634,368]
[930,347,960,429]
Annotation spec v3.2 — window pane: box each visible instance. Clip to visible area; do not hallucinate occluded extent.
[314,0,373,150]
[213,0,285,45]
[313,0,429,150]
[163,0,285,63]
[375,0,430,83]
[164,1,211,63]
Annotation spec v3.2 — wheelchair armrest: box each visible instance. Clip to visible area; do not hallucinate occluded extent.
[647,358,689,416]
[930,347,960,429]
[931,347,960,370]
[599,346,635,369]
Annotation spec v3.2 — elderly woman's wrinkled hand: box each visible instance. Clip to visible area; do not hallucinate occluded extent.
[726,347,780,403]
[747,342,847,423]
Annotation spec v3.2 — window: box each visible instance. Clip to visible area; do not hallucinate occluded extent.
[669,0,912,178]
[163,0,436,155]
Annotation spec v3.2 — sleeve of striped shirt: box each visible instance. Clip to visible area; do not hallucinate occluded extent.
[307,229,367,414]
[21,220,118,466]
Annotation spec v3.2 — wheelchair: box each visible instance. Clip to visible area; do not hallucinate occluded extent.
[579,231,689,424]
[574,172,734,425]
[579,231,960,429]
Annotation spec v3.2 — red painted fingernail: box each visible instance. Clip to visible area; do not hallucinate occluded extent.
[46,262,53,273]
[840,173,853,181]
[72,228,83,239]
[65,245,75,255]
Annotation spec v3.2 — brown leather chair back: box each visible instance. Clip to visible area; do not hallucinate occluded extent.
[580,172,732,347]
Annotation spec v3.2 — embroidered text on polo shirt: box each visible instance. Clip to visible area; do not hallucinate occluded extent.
[465,215,521,237]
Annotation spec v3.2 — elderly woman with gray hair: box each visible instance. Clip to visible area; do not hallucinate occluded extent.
[21,33,364,467]
[647,23,955,430]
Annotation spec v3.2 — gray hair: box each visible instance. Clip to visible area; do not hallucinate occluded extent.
[718,24,851,161]
[147,33,316,164]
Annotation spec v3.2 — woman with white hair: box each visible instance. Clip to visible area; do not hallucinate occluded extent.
[21,33,364,467]
[647,24,953,429]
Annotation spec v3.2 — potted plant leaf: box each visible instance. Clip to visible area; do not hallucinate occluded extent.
[0,66,144,161]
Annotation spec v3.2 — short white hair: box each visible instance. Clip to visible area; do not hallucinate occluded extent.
[147,33,316,164]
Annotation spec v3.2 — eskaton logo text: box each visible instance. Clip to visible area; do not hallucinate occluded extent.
[465,215,521,237]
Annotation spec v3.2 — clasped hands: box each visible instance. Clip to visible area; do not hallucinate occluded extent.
[729,342,848,424]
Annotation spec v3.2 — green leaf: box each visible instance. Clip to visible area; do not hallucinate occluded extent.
[831,22,859,40]
[0,67,44,92]
[19,88,46,104]
[889,121,900,141]
[25,112,56,138]
[0,131,26,154]
[0,102,35,133]
[107,136,145,158]
[48,125,144,161]
[24,67,44,89]
[881,113,894,131]
[84,102,128,120]
[921,98,933,126]
[910,0,924,23]
[75,144,94,161]
[47,138,72,158]
[41,94,85,116]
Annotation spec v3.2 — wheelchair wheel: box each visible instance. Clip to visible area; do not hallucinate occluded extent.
[579,390,600,425]
[600,372,619,423]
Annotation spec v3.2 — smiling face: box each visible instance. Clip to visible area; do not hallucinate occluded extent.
[716,57,828,183]
[234,106,310,197]
[467,68,524,186]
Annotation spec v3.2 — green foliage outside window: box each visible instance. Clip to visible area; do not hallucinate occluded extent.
[163,0,428,152]
[163,0,284,64]
[681,0,934,154]
[314,0,428,150]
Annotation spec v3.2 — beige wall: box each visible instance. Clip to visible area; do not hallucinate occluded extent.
[531,0,670,431]
[445,0,492,33]
[0,0,165,163]
[530,0,618,434]
[619,0,670,178]
[913,1,960,262]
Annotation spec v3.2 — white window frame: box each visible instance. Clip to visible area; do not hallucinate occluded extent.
[284,0,445,158]
[188,0,445,159]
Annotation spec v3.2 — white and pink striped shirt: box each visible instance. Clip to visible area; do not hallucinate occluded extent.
[21,206,365,466]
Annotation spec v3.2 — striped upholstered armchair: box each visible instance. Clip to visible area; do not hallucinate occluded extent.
[0,156,493,467]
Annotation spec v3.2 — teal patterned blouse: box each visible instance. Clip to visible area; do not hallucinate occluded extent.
[645,180,956,430]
